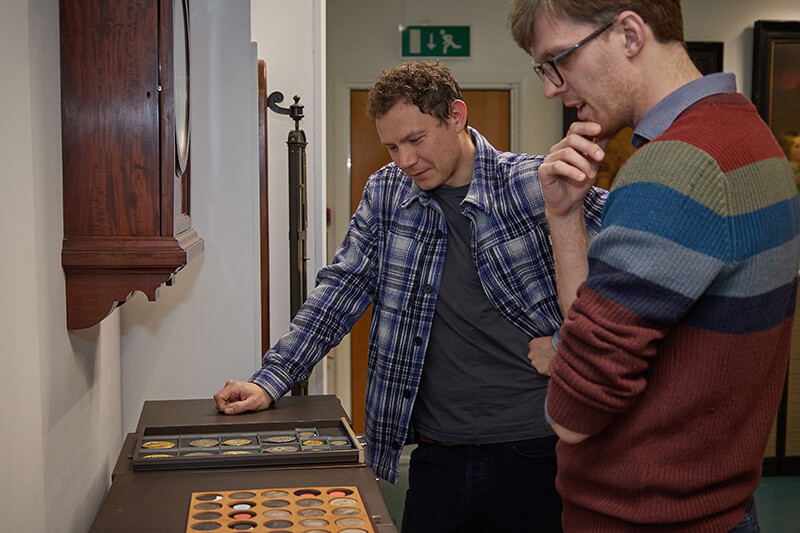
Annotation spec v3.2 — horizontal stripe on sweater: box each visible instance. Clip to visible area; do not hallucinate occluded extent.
[588,226,800,298]
[585,256,797,333]
[603,181,800,261]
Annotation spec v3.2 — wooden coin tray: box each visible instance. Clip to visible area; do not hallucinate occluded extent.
[186,486,376,532]
[133,417,363,471]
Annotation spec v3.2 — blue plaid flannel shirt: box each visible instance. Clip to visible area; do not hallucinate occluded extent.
[249,128,606,483]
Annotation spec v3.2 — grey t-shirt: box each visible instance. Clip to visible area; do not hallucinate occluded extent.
[412,184,553,444]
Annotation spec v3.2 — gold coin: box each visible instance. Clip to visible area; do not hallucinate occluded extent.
[142,440,175,449]
[222,438,251,446]
[222,450,252,455]
[183,451,214,456]
[189,438,218,448]
[302,440,325,446]
[142,453,174,458]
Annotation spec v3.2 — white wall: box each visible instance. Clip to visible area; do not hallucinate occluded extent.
[1,1,122,531]
[251,0,329,395]
[120,0,261,433]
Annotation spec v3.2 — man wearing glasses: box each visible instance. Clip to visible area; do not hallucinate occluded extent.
[510,1,800,532]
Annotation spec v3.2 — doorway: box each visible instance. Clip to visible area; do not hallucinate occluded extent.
[347,89,512,432]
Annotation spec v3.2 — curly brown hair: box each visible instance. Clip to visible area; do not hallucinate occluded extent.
[508,0,685,56]
[367,61,463,123]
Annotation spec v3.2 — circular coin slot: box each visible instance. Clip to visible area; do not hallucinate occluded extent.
[329,497,358,506]
[191,522,222,531]
[293,488,321,497]
[332,507,361,516]
[297,508,326,517]
[300,518,329,527]
[261,490,289,498]
[336,517,366,527]
[193,512,222,521]
[196,494,224,502]
[230,502,255,510]
[195,502,222,511]
[263,509,292,518]
[229,492,256,500]
[227,521,256,531]
[326,488,353,497]
[338,529,368,533]
[262,499,290,508]
[295,498,323,508]
[263,519,294,528]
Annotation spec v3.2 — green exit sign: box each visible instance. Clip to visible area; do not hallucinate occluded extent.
[400,25,471,58]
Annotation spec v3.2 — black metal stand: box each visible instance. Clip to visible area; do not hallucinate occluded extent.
[269,92,309,397]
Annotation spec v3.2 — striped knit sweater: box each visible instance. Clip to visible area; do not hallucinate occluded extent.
[548,92,800,532]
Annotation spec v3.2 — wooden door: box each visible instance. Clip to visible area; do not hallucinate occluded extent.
[348,89,511,432]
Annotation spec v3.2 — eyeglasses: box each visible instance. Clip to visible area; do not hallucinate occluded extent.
[533,19,616,87]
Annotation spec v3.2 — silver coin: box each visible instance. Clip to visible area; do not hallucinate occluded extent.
[330,497,358,506]
[264,435,296,443]
[295,498,323,507]
[189,438,218,448]
[262,499,290,508]
[299,518,329,527]
[264,445,299,453]
[261,490,289,498]
[332,507,361,516]
[336,517,366,526]
[194,503,221,510]
[229,492,256,500]
[297,508,325,517]
[190,522,222,531]
[263,509,291,518]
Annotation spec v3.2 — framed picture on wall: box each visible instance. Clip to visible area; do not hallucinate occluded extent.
[561,41,724,189]
[752,20,800,152]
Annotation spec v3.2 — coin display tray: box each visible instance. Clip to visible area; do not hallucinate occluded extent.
[186,486,375,532]
[133,417,363,471]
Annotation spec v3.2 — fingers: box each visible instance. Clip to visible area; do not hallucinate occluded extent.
[546,122,606,181]
[213,381,272,415]
[527,336,554,376]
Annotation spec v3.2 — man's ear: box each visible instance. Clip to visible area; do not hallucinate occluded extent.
[617,10,646,58]
[450,99,468,131]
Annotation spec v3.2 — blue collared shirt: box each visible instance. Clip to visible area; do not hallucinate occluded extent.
[249,128,606,483]
[632,72,737,148]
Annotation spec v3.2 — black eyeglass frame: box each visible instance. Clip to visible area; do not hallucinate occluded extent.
[533,18,616,87]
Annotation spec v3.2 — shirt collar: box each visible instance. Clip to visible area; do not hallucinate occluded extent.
[631,72,737,148]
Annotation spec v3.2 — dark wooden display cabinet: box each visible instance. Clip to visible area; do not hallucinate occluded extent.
[60,0,203,329]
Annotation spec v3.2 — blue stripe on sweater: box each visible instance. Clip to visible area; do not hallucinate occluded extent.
[604,183,800,262]
[585,258,798,333]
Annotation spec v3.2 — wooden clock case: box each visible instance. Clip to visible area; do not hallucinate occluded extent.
[59,0,203,329]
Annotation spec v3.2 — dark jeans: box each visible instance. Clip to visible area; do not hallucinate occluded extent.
[400,435,562,533]
[730,498,760,533]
